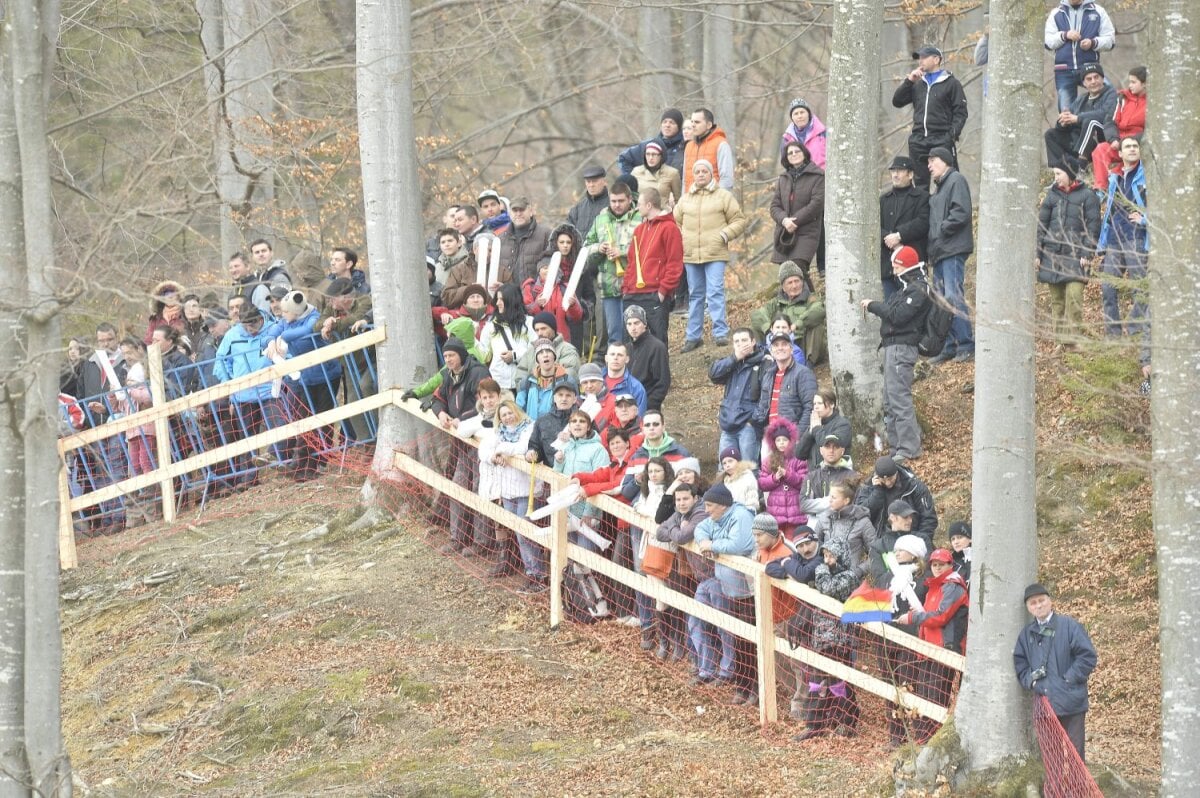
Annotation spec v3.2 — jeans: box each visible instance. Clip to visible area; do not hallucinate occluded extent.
[690,577,735,680]
[685,261,728,342]
[719,426,760,466]
[933,255,974,355]
[504,497,546,578]
[1100,249,1148,338]
[630,526,654,630]
[1054,69,1078,112]
[602,296,624,350]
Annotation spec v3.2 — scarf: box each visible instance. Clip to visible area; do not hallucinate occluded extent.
[484,212,511,231]
[498,418,531,443]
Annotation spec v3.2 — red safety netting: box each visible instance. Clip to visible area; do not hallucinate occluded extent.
[1033,695,1104,798]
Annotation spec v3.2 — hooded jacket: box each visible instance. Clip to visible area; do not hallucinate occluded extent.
[770,157,826,264]
[515,364,573,421]
[758,417,809,525]
[624,213,684,297]
[1098,160,1148,252]
[477,416,533,501]
[813,539,859,603]
[585,205,643,298]
[618,130,686,175]
[1103,88,1146,143]
[411,316,485,399]
[910,568,969,652]
[279,305,343,387]
[513,333,581,384]
[554,431,610,516]
[430,354,490,421]
[811,502,875,579]
[892,70,969,143]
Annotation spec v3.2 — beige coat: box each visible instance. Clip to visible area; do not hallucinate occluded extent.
[631,163,682,208]
[672,181,747,264]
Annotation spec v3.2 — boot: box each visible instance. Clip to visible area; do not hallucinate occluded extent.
[487,536,520,578]
[655,638,669,660]
[640,624,657,651]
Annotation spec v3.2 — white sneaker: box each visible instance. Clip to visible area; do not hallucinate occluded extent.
[617,615,640,628]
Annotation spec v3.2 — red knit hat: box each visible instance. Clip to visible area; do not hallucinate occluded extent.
[890,246,923,272]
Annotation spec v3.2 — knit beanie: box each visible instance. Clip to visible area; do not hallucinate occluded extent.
[752,513,780,537]
[894,534,928,561]
[778,261,804,283]
[703,483,734,507]
[532,311,557,332]
[719,445,741,462]
[442,338,468,360]
[661,108,684,128]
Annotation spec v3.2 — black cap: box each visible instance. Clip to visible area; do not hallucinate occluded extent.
[821,433,846,448]
[661,108,684,127]
[581,164,606,180]
[888,499,916,517]
[324,277,354,297]
[1079,63,1104,83]
[875,456,899,477]
[948,521,973,540]
[1023,583,1051,602]
[268,284,289,300]
[912,45,943,60]
[509,195,530,210]
[888,155,915,172]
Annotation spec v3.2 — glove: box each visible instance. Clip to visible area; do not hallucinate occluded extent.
[400,390,416,402]
[419,397,435,412]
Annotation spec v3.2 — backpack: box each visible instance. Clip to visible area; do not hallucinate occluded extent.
[917,286,954,357]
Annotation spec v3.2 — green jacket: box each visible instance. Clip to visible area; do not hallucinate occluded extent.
[749,289,826,337]
[413,316,483,398]
[585,208,642,298]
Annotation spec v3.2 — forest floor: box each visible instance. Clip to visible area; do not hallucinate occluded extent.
[61,282,1159,796]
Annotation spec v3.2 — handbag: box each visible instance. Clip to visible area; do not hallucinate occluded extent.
[638,526,676,580]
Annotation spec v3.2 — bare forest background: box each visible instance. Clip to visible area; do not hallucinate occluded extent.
[52,0,1146,333]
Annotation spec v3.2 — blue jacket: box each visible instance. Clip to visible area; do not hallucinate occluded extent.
[213,321,283,403]
[753,358,817,430]
[554,433,610,516]
[279,306,343,387]
[693,504,756,599]
[1013,612,1098,717]
[1044,1,1115,73]
[1098,161,1148,253]
[515,366,573,421]
[606,370,648,416]
[617,131,686,175]
[709,345,768,433]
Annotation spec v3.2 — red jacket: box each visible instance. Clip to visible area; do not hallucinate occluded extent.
[624,213,684,297]
[576,452,634,497]
[523,277,583,344]
[913,569,969,651]
[1107,88,1146,141]
[758,539,798,622]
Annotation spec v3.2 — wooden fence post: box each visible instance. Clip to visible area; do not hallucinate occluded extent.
[754,570,778,724]
[58,463,78,569]
[548,505,569,628]
[145,345,176,523]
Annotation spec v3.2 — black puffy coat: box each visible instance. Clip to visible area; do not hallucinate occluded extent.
[1037,182,1101,285]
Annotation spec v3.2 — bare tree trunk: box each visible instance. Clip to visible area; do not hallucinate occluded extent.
[678,8,704,99]
[954,0,1042,772]
[638,4,674,133]
[701,5,736,149]
[5,0,70,794]
[1147,4,1200,794]
[198,0,277,257]
[0,28,31,798]
[824,0,884,446]
[357,0,437,486]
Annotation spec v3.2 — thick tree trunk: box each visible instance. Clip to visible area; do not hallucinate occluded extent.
[824,0,884,447]
[638,5,674,133]
[701,5,735,149]
[5,0,70,794]
[0,28,31,798]
[357,0,437,485]
[679,9,705,98]
[1146,4,1200,794]
[954,0,1043,772]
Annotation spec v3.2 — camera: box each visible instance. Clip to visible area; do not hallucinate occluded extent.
[1029,666,1047,682]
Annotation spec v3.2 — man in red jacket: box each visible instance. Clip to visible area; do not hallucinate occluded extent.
[624,187,683,346]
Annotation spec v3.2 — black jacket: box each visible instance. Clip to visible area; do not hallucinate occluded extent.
[566,189,609,243]
[626,331,671,411]
[430,356,490,420]
[866,267,931,349]
[856,466,938,550]
[892,71,969,143]
[794,409,852,472]
[928,168,974,263]
[880,184,930,282]
[527,405,572,465]
[1037,182,1101,285]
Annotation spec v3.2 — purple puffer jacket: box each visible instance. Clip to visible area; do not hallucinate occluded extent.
[758,417,810,525]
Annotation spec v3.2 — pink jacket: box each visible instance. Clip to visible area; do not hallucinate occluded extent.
[781,114,828,170]
[758,417,809,525]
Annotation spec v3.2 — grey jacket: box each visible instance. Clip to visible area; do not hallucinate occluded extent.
[927,168,974,264]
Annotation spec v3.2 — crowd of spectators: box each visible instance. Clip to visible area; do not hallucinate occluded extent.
[60,7,1134,746]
